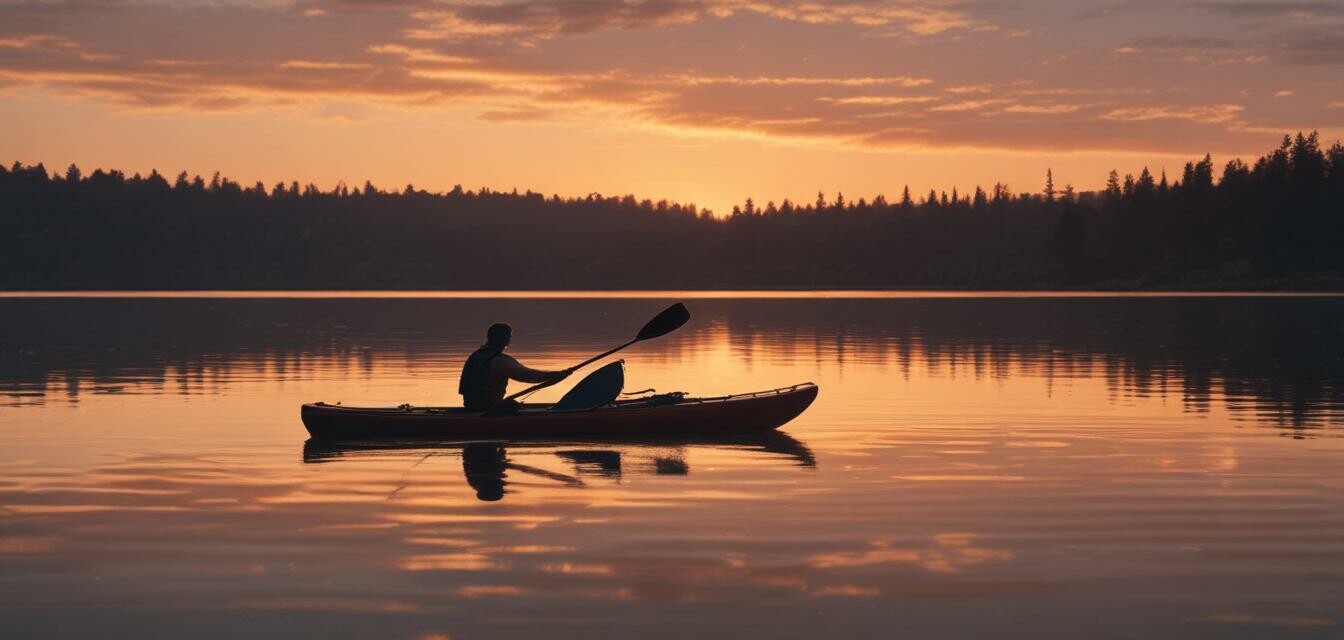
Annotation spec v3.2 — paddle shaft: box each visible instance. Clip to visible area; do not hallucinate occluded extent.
[504,338,636,401]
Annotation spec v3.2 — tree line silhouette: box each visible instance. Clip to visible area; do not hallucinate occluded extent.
[2,132,1341,289]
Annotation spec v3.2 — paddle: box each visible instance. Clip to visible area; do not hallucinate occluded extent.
[504,302,690,402]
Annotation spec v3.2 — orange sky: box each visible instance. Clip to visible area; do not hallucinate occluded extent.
[2,0,1342,213]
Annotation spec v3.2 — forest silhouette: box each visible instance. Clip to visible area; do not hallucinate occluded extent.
[3,132,1341,289]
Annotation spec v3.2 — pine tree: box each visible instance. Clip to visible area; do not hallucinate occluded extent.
[1221,159,1250,186]
[1289,131,1325,186]
[1136,167,1155,197]
[1105,170,1121,198]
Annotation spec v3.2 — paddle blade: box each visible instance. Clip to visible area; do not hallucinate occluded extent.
[551,360,625,412]
[636,303,690,341]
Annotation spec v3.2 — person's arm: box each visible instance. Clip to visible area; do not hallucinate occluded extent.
[493,354,571,384]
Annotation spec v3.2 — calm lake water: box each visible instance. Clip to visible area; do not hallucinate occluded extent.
[2,293,1343,639]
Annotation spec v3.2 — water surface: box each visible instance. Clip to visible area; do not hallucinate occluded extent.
[2,294,1343,638]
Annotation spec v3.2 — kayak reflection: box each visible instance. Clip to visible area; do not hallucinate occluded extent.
[303,431,815,502]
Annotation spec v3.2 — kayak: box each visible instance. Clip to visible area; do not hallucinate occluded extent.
[301,382,818,440]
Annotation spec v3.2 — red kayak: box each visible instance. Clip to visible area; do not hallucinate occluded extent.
[301,382,818,440]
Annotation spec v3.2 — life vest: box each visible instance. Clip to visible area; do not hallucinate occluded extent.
[459,345,504,410]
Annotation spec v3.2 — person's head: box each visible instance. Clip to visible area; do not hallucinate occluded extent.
[486,322,513,348]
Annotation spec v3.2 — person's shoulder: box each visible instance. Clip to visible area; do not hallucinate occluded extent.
[491,353,522,368]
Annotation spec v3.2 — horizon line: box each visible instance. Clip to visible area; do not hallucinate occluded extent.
[4,290,1343,299]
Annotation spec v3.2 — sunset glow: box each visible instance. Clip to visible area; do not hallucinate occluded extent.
[3,0,1342,212]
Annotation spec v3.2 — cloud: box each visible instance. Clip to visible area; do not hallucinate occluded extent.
[1111,34,1268,65]
[734,1,993,36]
[1276,28,1344,65]
[1193,1,1344,19]
[1103,104,1246,125]
[929,98,1012,112]
[811,585,881,597]
[0,0,1336,158]
[1003,103,1086,114]
[447,0,707,36]
[278,60,374,70]
[477,106,555,121]
[1110,13,1344,67]
[1119,35,1241,54]
[0,34,118,62]
[677,74,933,88]
[819,96,940,106]
[0,29,499,111]
[367,44,477,65]
[1088,0,1344,26]
[404,0,996,41]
